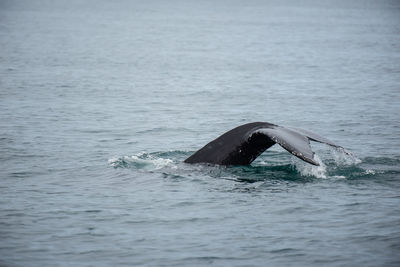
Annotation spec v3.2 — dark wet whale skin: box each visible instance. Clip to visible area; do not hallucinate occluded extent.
[185,122,278,165]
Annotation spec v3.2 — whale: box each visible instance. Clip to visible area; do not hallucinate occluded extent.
[184,122,344,166]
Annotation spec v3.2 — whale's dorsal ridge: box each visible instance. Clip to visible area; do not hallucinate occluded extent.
[184,122,341,166]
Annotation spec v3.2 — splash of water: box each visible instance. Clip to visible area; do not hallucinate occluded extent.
[330,147,362,165]
[292,154,328,179]
[292,147,361,179]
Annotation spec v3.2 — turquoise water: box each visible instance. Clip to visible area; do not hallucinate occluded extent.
[1,0,400,266]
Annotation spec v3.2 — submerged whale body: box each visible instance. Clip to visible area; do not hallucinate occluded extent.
[184,122,343,166]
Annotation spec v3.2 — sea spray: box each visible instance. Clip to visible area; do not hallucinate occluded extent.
[292,154,328,178]
[330,147,362,166]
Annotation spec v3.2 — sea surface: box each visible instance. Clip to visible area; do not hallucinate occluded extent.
[1,0,400,266]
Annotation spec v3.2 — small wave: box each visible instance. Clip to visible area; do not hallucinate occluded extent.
[108,152,175,170]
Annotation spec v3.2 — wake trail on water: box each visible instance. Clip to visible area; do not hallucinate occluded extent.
[108,152,177,170]
[107,148,393,181]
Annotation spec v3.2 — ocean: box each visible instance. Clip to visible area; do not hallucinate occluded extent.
[1,0,399,266]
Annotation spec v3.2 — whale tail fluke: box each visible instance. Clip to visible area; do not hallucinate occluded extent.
[184,122,343,166]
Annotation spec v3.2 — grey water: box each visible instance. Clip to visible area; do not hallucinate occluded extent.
[1,0,400,266]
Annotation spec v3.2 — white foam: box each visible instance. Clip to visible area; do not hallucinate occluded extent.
[108,153,174,170]
[365,169,375,175]
[108,157,121,166]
